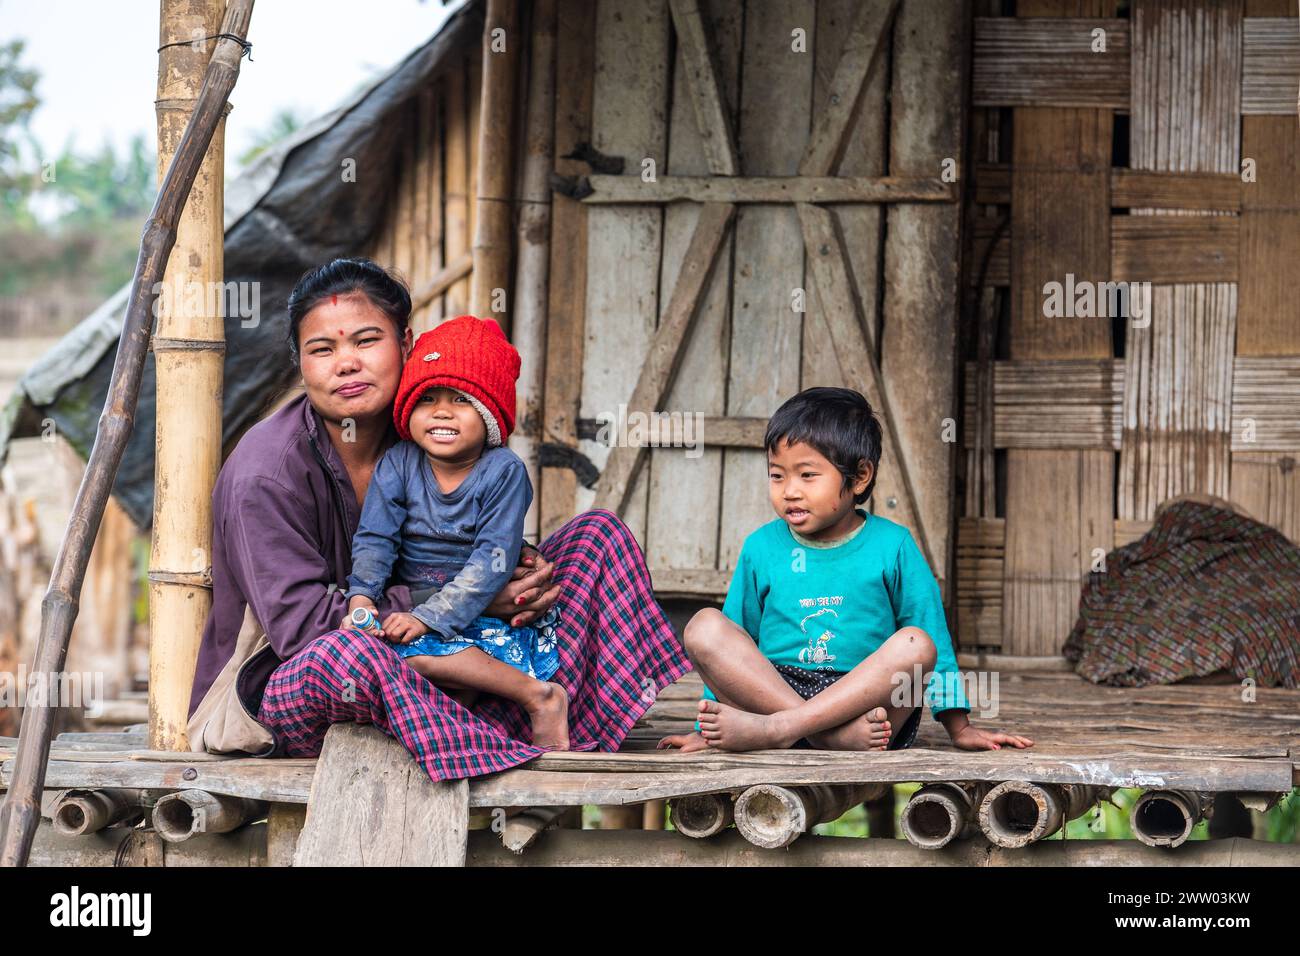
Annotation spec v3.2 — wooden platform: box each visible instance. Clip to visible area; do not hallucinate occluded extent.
[3,670,1298,807]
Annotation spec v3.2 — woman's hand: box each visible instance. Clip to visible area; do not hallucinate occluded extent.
[381,612,431,644]
[484,544,561,627]
[656,731,710,753]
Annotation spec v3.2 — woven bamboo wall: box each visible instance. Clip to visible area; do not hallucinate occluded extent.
[960,0,1300,656]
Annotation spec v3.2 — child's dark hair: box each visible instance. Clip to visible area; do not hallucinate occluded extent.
[286,257,411,364]
[764,387,882,504]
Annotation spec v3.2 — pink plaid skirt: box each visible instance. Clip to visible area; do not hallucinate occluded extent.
[256,509,690,780]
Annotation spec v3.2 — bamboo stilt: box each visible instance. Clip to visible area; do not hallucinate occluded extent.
[0,0,255,868]
[149,0,228,754]
[469,0,521,329]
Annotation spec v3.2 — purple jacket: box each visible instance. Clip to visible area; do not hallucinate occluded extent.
[187,393,413,718]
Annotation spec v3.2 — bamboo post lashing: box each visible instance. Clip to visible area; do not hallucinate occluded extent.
[669,792,734,839]
[733,783,886,850]
[1129,790,1214,848]
[151,789,269,843]
[0,0,255,868]
[510,0,555,543]
[149,0,228,754]
[976,781,1107,848]
[899,782,986,849]
[469,0,521,330]
[50,789,147,837]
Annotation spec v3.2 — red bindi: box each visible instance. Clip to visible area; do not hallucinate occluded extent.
[331,294,338,306]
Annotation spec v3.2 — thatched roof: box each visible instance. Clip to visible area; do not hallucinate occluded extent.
[0,0,483,528]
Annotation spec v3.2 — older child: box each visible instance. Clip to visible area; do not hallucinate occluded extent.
[342,314,569,749]
[659,387,1034,754]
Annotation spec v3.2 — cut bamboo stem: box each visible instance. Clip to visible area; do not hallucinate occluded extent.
[670,792,734,839]
[900,783,986,849]
[977,781,1106,848]
[0,0,255,868]
[734,783,884,849]
[149,0,228,754]
[151,789,269,843]
[50,789,147,836]
[500,805,565,853]
[1130,789,1213,848]
[469,0,521,329]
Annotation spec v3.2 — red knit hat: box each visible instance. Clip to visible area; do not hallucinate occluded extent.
[393,315,520,445]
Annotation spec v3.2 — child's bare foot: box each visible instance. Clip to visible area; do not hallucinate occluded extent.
[657,731,710,753]
[526,681,570,750]
[806,707,892,751]
[696,699,796,751]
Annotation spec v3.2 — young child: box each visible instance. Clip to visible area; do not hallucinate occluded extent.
[658,387,1034,754]
[341,314,569,749]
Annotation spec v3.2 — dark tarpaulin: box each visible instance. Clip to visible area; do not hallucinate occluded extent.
[0,1,482,529]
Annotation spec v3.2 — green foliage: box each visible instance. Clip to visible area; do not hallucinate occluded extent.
[0,39,41,222]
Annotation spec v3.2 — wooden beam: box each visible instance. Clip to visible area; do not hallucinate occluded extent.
[293,724,468,866]
[667,0,739,175]
[582,174,954,204]
[409,252,474,313]
[798,202,935,569]
[798,0,900,177]
[592,202,734,515]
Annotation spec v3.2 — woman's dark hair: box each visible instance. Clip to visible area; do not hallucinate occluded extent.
[764,387,883,504]
[286,257,412,364]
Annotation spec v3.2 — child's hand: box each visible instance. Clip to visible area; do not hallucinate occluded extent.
[341,595,379,633]
[381,612,430,644]
[656,731,710,753]
[951,724,1034,751]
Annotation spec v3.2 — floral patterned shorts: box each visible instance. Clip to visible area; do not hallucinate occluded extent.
[393,604,561,682]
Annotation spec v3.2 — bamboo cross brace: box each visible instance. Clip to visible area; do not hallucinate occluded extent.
[0,0,256,869]
[668,0,739,176]
[797,201,935,569]
[592,202,735,516]
[799,0,901,178]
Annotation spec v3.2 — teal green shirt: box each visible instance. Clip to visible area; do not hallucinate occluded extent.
[699,510,970,723]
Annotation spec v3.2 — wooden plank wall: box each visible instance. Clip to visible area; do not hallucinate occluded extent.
[1003,0,1116,657]
[1232,0,1300,542]
[644,0,742,575]
[1120,0,1241,521]
[960,2,1300,654]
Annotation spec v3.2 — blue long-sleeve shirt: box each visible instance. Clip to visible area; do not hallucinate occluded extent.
[345,442,531,638]
[702,510,970,721]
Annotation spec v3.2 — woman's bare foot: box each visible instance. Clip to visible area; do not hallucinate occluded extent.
[806,707,892,751]
[696,699,797,751]
[656,731,710,753]
[526,681,570,750]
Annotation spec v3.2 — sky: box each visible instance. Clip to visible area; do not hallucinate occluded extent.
[2,0,459,178]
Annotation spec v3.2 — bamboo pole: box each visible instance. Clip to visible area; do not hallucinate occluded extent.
[0,0,255,869]
[733,783,886,849]
[1130,790,1213,848]
[509,0,555,543]
[50,789,147,836]
[151,789,268,843]
[469,0,521,330]
[149,0,229,753]
[976,781,1106,848]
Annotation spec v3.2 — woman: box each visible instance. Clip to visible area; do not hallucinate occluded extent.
[187,258,690,780]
